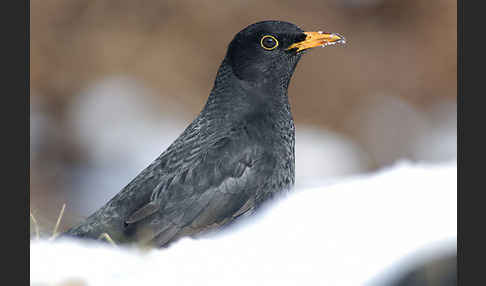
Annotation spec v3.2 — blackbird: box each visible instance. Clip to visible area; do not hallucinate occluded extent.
[65,20,345,247]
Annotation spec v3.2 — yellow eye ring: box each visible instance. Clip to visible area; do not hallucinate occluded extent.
[260,35,279,50]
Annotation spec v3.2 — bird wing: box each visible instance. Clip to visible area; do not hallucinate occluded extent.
[124,135,273,246]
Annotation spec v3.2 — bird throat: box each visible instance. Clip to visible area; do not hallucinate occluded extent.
[207,57,295,121]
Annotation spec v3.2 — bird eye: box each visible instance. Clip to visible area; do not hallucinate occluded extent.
[260,35,279,50]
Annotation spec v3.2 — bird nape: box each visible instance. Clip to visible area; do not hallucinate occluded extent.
[63,20,345,248]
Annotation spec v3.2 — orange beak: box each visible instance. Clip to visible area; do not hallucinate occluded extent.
[287,31,346,52]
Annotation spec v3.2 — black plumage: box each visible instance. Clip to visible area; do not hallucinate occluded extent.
[64,20,345,247]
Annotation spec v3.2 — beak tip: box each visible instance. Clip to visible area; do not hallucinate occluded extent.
[332,33,346,44]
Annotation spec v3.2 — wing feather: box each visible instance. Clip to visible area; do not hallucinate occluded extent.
[125,136,268,247]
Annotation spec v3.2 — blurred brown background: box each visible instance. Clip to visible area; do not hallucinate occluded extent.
[30,0,456,234]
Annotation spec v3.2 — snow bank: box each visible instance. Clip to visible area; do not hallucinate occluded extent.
[31,161,456,286]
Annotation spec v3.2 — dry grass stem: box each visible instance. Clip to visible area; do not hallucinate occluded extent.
[50,203,66,240]
[98,232,117,246]
[30,211,40,240]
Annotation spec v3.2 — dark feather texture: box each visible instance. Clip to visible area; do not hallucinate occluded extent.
[64,20,311,247]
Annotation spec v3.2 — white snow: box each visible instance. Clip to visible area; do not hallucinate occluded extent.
[31,160,456,286]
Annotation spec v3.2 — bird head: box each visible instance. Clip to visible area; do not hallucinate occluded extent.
[226,20,345,85]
